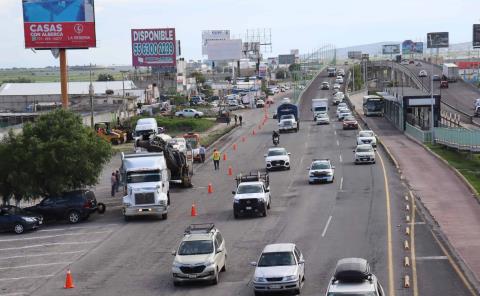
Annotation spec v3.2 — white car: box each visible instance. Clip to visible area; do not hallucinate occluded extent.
[418,70,427,77]
[333,83,341,90]
[335,76,344,84]
[308,159,335,184]
[337,109,352,121]
[175,109,204,118]
[357,130,377,147]
[171,223,227,286]
[168,137,187,153]
[326,258,385,296]
[338,69,345,76]
[333,92,345,105]
[251,243,305,296]
[354,144,376,164]
[265,147,291,170]
[256,99,265,108]
[315,113,330,125]
[337,102,348,109]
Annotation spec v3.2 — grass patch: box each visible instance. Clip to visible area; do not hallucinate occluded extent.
[112,142,134,153]
[125,116,216,136]
[200,125,236,147]
[427,144,480,199]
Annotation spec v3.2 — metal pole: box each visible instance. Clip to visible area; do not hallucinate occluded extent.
[431,48,435,143]
[89,63,94,128]
[59,49,68,109]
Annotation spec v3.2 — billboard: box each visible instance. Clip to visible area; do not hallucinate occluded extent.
[427,32,449,48]
[22,0,96,49]
[278,54,295,65]
[243,42,260,53]
[348,51,362,59]
[402,40,423,54]
[382,44,400,54]
[290,49,300,57]
[473,25,480,48]
[131,28,176,67]
[258,63,267,78]
[202,30,230,55]
[206,39,242,61]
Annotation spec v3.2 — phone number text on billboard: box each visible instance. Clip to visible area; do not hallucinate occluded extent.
[132,42,175,56]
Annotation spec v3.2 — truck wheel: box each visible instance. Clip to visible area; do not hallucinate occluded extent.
[97,202,106,214]
[161,213,168,220]
[167,192,171,206]
[267,199,271,209]
[124,215,131,222]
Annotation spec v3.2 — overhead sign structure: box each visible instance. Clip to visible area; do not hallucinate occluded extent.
[131,28,176,67]
[427,32,449,48]
[402,40,423,54]
[202,30,230,55]
[348,51,362,59]
[473,25,480,48]
[382,44,400,55]
[22,0,96,49]
[278,54,295,65]
[206,39,242,61]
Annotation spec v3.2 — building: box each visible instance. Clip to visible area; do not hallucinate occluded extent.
[0,81,136,112]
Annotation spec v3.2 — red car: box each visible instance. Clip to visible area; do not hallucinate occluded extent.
[343,116,359,130]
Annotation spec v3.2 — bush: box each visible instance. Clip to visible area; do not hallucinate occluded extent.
[125,116,215,136]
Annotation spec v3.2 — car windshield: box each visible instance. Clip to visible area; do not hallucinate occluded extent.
[280,115,294,120]
[359,131,374,137]
[327,293,377,296]
[268,150,286,156]
[317,113,328,118]
[344,116,356,121]
[357,146,373,153]
[258,252,296,267]
[126,170,161,183]
[237,185,263,194]
[178,240,214,255]
[312,162,330,170]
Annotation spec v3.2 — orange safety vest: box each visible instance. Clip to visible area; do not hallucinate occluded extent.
[212,151,221,161]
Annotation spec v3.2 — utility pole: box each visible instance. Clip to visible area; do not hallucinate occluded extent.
[60,49,69,109]
[89,64,94,129]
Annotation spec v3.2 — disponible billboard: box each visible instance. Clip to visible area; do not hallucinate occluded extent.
[22,0,96,49]
[382,44,400,54]
[131,28,176,67]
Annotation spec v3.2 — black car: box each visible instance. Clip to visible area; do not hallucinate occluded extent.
[26,190,99,224]
[0,205,43,234]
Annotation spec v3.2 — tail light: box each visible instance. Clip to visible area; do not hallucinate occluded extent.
[83,200,93,208]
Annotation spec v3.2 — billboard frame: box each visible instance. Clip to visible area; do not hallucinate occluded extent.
[382,44,400,55]
[427,32,449,49]
[131,28,177,68]
[473,25,480,48]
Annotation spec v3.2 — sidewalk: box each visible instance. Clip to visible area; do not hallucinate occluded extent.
[349,92,480,285]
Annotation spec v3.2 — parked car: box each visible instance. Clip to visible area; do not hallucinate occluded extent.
[25,190,99,224]
[175,109,204,118]
[0,205,43,234]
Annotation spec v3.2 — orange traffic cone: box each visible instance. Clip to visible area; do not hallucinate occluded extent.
[64,269,75,289]
[233,143,237,151]
[223,153,227,161]
[252,129,256,135]
[228,166,233,176]
[191,202,197,217]
[242,136,246,142]
[208,183,213,194]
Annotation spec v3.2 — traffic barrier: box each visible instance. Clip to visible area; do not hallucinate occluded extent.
[233,143,237,151]
[228,166,233,176]
[404,240,410,250]
[191,202,197,216]
[404,256,410,267]
[208,183,213,194]
[405,204,410,211]
[223,153,227,161]
[405,226,410,235]
[64,269,75,289]
[404,275,410,288]
[406,215,410,222]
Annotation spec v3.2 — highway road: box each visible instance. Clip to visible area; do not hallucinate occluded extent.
[0,69,475,296]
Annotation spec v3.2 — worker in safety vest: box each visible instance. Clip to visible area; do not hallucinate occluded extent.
[212,149,221,170]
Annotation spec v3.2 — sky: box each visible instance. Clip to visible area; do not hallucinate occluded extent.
[0,0,478,68]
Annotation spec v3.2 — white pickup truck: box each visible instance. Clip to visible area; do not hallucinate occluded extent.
[232,172,271,218]
[121,152,170,221]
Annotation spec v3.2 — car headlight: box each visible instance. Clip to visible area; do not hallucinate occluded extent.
[23,217,36,222]
[172,261,183,268]
[254,277,267,282]
[233,199,240,203]
[283,275,297,281]
[326,172,333,176]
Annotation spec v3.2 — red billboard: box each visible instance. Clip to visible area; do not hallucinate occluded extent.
[22,0,96,49]
[131,28,177,67]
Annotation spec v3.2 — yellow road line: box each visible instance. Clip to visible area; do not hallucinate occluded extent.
[378,152,396,296]
[409,191,419,296]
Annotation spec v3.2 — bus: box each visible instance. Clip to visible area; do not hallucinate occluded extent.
[362,95,384,117]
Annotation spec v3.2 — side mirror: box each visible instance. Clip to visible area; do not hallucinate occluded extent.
[232,191,236,195]
[353,150,355,153]
[299,259,305,264]
[171,250,176,256]
[216,248,223,254]
[265,189,270,193]
[250,261,257,267]
[332,166,335,169]
[264,154,267,157]
[288,152,291,155]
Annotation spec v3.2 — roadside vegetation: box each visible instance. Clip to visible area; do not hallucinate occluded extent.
[125,116,216,136]
[427,144,480,199]
[200,125,236,147]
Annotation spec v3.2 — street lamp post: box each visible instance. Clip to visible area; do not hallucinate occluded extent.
[89,64,94,129]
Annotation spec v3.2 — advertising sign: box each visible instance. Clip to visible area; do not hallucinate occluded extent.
[348,51,362,59]
[414,42,424,54]
[290,49,300,57]
[258,63,267,78]
[131,28,176,67]
[402,40,423,54]
[206,39,242,61]
[427,32,449,48]
[243,42,260,53]
[278,54,295,65]
[382,44,400,54]
[22,0,96,49]
[202,30,230,55]
[473,25,480,48]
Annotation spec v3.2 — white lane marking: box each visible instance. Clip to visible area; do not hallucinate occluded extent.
[0,275,54,282]
[336,140,340,146]
[0,250,86,261]
[0,292,30,296]
[0,262,72,270]
[38,224,119,232]
[339,155,343,163]
[321,216,333,237]
[416,256,448,261]
[0,230,111,242]
[0,241,101,252]
[412,222,426,225]
[340,177,344,191]
[334,130,337,135]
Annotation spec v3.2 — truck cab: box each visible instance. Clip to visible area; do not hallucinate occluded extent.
[232,172,271,218]
[134,118,158,147]
[277,103,299,133]
[121,152,170,221]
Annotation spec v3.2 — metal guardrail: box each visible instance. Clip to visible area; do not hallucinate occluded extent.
[435,127,480,152]
[405,123,432,143]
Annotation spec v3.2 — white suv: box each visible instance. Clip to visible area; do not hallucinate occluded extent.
[326,258,385,296]
[265,147,291,171]
[172,224,227,286]
[357,130,377,147]
[308,159,335,184]
[251,243,305,295]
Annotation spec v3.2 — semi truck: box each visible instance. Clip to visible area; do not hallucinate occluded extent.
[311,98,328,120]
[442,63,459,82]
[327,67,337,77]
[121,152,170,221]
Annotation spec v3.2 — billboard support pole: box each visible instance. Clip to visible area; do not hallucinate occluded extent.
[60,49,69,109]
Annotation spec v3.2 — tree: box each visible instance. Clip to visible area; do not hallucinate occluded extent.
[276,69,287,80]
[97,73,115,81]
[289,63,301,72]
[189,71,206,84]
[0,110,113,204]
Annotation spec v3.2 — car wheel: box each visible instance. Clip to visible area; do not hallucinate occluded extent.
[262,206,267,217]
[233,211,239,219]
[211,268,219,285]
[308,181,313,185]
[173,280,181,287]
[124,215,131,222]
[68,210,81,224]
[178,114,183,117]
[267,199,271,209]
[13,223,25,234]
[194,114,199,118]
[167,192,171,206]
[161,213,168,220]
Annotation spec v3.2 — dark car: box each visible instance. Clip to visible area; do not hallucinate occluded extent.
[343,116,359,130]
[26,190,99,224]
[432,75,441,81]
[0,205,43,234]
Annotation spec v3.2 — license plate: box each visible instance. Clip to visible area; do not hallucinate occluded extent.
[39,221,43,225]
[140,209,151,212]
[269,284,281,289]
[188,274,197,279]
[246,206,252,210]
